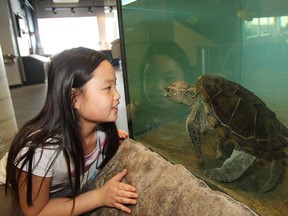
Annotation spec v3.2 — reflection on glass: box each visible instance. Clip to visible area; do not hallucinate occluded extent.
[131,41,194,136]
[121,0,288,215]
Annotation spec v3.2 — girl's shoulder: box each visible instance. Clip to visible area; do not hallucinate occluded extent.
[16,135,65,178]
[17,133,63,160]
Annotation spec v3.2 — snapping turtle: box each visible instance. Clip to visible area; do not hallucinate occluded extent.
[164,75,288,192]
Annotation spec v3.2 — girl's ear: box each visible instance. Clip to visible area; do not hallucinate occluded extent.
[71,88,80,109]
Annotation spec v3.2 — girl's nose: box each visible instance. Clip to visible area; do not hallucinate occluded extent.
[114,89,121,101]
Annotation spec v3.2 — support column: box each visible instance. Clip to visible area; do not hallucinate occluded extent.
[0,45,18,158]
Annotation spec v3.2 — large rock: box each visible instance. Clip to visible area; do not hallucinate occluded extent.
[84,138,257,216]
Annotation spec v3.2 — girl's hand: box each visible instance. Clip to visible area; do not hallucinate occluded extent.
[98,169,138,213]
[118,129,128,139]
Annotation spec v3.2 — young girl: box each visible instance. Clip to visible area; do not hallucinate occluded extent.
[5,47,138,215]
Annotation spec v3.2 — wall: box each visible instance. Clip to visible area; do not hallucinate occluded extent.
[0,0,22,86]
[0,45,18,158]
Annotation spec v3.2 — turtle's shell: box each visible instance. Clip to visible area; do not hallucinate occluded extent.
[197,75,288,160]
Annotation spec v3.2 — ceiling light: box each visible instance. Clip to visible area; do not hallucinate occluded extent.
[88,7,93,14]
[52,7,57,14]
[53,0,79,3]
[122,0,138,6]
[104,6,113,13]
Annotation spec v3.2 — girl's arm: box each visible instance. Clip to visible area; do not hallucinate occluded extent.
[18,169,138,215]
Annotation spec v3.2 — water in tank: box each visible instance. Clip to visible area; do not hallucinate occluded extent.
[120,0,288,215]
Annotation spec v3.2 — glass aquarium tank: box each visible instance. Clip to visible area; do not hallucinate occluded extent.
[118,0,288,215]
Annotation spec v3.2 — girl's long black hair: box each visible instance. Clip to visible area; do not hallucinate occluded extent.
[5,47,120,206]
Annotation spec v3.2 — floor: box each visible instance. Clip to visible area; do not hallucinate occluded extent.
[10,68,129,131]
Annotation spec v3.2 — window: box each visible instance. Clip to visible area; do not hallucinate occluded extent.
[38,17,100,55]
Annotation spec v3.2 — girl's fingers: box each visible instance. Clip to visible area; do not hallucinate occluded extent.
[118,182,137,192]
[116,189,138,199]
[118,129,128,138]
[112,169,128,182]
[117,196,138,205]
[105,169,138,214]
[114,197,137,214]
[115,203,132,214]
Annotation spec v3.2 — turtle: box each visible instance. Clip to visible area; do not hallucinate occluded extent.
[163,75,288,192]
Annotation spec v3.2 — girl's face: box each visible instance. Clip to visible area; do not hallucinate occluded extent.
[74,60,120,126]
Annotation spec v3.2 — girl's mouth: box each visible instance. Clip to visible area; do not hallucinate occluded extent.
[113,105,119,112]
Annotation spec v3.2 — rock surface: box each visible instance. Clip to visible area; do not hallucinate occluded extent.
[84,138,257,216]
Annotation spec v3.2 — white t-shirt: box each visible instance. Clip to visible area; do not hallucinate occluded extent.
[16,130,107,198]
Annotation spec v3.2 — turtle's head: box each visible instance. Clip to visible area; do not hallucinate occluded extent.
[164,81,198,106]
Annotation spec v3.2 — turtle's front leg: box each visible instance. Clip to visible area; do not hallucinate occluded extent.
[186,100,211,156]
[186,121,202,156]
